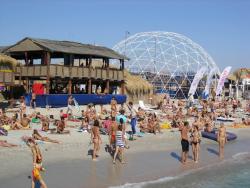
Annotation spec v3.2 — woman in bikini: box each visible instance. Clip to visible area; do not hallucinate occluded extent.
[91,119,102,161]
[191,126,201,163]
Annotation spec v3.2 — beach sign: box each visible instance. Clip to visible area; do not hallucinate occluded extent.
[216,66,232,96]
[188,66,207,96]
[203,67,217,99]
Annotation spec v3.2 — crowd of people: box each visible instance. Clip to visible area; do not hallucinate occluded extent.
[0,93,250,187]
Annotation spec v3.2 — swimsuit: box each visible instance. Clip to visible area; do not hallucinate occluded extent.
[181,139,189,152]
[116,131,124,148]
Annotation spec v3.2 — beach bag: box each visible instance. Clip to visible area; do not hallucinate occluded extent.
[0,127,8,136]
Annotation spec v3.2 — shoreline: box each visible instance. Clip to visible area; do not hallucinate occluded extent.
[1,127,250,188]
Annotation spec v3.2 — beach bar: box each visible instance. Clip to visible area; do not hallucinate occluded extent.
[3,37,127,107]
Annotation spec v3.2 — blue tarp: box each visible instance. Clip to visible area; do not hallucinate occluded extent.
[25,94,127,108]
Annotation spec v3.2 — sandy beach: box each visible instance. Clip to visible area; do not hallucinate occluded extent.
[0,105,250,188]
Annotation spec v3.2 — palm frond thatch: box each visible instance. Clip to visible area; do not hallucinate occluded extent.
[0,53,18,71]
[124,70,153,94]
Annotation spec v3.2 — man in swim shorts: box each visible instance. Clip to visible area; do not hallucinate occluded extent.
[179,121,191,164]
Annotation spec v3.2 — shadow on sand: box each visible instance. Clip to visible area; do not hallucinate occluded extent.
[170,152,181,162]
[170,152,193,162]
[207,147,219,156]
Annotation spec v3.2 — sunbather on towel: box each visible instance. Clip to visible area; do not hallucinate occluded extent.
[33,129,60,143]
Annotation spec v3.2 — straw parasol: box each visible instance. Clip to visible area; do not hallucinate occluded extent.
[0,53,18,71]
[124,70,153,94]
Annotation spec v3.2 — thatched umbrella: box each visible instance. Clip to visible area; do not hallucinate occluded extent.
[0,53,18,71]
[124,70,153,94]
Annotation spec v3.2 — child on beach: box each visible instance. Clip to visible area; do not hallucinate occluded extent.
[113,118,126,164]
[26,138,48,188]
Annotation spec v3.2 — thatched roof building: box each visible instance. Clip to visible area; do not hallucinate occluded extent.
[3,37,128,60]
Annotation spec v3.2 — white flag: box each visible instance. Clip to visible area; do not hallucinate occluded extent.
[216,66,232,96]
[203,68,217,98]
[188,67,207,96]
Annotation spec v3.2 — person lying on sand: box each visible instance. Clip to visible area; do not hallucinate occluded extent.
[32,129,60,143]
[0,140,18,147]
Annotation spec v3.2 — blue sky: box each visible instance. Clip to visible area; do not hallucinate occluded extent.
[0,0,249,70]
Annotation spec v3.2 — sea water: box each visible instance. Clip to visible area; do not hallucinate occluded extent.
[114,152,250,188]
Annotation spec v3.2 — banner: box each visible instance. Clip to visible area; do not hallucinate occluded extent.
[188,67,207,96]
[216,66,232,96]
[203,68,217,99]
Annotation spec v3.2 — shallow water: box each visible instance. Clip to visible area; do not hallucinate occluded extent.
[115,152,250,188]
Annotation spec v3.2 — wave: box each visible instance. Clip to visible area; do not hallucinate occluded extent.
[111,151,250,188]
[232,152,250,160]
[109,176,175,188]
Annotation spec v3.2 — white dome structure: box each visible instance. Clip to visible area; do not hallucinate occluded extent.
[113,31,220,98]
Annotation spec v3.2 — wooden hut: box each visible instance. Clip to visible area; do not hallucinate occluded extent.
[1,37,128,106]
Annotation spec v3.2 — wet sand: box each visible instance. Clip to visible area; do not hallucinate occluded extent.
[1,127,250,188]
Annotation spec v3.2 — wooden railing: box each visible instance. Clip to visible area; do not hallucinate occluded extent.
[15,65,124,81]
[0,71,15,84]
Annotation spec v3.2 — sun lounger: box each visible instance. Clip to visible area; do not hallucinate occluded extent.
[138,100,154,111]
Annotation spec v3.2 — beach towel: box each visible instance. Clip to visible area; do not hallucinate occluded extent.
[73,98,80,112]
[161,122,171,129]
[0,127,8,136]
[139,100,154,111]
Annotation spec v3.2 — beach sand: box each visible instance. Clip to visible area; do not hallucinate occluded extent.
[0,106,250,188]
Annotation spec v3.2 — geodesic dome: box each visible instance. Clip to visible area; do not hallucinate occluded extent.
[113,31,220,98]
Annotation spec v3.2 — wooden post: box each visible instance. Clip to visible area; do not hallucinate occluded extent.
[88,79,92,94]
[46,52,51,94]
[25,77,29,93]
[106,80,110,94]
[19,65,22,85]
[121,81,125,95]
[68,79,72,94]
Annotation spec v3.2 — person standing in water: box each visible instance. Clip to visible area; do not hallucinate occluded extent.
[217,123,227,159]
[190,125,201,163]
[91,119,102,161]
[179,121,191,164]
[113,118,126,164]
